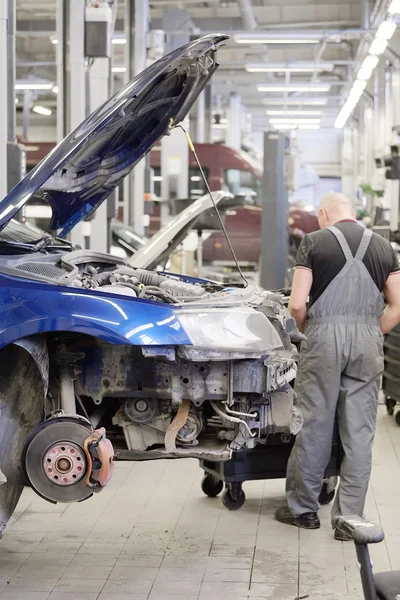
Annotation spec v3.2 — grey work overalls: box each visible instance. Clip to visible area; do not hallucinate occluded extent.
[286,225,385,527]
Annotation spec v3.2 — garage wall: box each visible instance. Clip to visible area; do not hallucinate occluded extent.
[296,128,343,178]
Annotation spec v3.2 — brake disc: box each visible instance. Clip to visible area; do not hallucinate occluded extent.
[23,416,95,504]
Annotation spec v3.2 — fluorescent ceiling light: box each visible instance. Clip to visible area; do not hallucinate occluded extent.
[388,0,400,14]
[212,123,227,129]
[369,38,388,55]
[32,105,52,116]
[263,98,328,106]
[112,66,127,73]
[257,84,330,92]
[272,123,321,130]
[15,82,53,90]
[269,118,321,124]
[376,20,397,40]
[235,37,319,45]
[266,110,322,115]
[361,55,379,71]
[352,79,367,94]
[357,67,373,80]
[246,62,334,73]
[112,38,127,45]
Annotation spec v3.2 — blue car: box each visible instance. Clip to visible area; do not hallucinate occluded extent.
[0,34,299,535]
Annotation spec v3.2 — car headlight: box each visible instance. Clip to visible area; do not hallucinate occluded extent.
[176,307,284,353]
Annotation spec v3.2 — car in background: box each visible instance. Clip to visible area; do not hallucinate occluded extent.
[0,35,300,538]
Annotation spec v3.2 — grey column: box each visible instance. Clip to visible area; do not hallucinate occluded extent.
[260,131,288,290]
[69,0,86,248]
[7,0,15,142]
[0,3,8,198]
[123,0,149,234]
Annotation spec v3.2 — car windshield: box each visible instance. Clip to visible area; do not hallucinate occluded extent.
[112,221,147,251]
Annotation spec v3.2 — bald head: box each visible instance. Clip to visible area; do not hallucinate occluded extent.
[318,193,355,229]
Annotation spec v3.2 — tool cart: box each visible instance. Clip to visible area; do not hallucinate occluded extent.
[382,322,400,424]
[199,422,342,510]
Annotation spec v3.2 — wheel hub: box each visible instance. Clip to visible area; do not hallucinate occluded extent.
[43,442,85,486]
[23,416,114,504]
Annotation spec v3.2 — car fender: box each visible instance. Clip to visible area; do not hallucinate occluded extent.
[0,279,192,349]
[13,335,49,395]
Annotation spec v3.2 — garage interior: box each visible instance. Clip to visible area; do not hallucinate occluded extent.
[0,0,400,599]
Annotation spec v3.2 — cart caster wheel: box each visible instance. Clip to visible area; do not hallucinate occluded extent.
[201,475,223,498]
[319,481,336,505]
[222,484,246,511]
[386,397,396,416]
[395,411,400,427]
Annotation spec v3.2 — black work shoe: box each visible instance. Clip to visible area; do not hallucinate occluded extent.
[275,506,320,529]
[334,528,352,542]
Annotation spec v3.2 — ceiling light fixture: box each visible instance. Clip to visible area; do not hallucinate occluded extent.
[15,82,53,90]
[112,38,127,45]
[388,0,400,14]
[269,118,321,124]
[376,20,397,40]
[112,66,127,73]
[369,38,388,55]
[246,62,334,73]
[335,10,397,129]
[266,110,322,115]
[52,85,59,94]
[257,84,331,92]
[50,37,58,45]
[235,37,320,45]
[32,105,52,116]
[263,98,328,106]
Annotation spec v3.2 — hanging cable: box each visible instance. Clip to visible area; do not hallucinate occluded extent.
[170,120,249,287]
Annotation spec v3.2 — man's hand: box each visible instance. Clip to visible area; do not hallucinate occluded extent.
[288,267,313,333]
[382,273,400,334]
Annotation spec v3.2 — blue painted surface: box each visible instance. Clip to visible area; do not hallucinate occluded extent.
[0,273,192,349]
[0,35,228,235]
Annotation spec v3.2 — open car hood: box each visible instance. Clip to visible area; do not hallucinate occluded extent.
[0,34,228,235]
[129,190,230,269]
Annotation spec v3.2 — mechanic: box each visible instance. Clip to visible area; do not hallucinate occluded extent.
[275,192,400,540]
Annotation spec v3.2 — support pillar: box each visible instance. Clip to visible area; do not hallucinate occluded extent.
[69,0,86,248]
[260,132,288,290]
[160,7,191,226]
[123,0,149,234]
[341,126,356,200]
[389,67,400,230]
[227,93,241,150]
[56,0,67,142]
[196,91,205,144]
[88,58,110,253]
[0,3,8,199]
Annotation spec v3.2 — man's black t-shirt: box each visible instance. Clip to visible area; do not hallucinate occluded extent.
[295,220,400,307]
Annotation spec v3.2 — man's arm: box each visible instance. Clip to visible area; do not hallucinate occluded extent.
[288,267,313,333]
[381,273,400,334]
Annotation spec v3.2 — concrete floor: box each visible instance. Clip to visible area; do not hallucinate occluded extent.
[0,404,399,600]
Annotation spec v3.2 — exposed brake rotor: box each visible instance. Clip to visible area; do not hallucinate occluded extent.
[23,416,114,504]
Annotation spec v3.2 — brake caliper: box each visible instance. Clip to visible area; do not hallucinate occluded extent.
[83,427,114,491]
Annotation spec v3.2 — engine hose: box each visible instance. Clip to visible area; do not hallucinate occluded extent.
[131,269,165,287]
[210,401,256,438]
[222,403,258,419]
[139,286,178,303]
[115,282,142,295]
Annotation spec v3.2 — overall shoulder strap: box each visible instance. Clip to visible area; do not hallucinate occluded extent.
[354,228,373,261]
[328,226,353,262]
